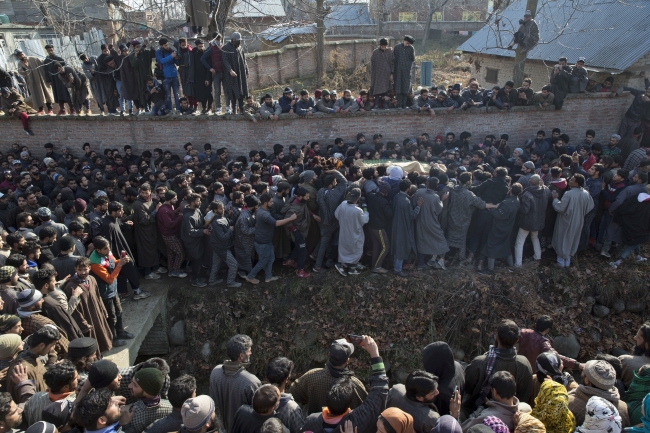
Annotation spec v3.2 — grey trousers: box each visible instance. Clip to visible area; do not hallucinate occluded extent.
[209,251,238,284]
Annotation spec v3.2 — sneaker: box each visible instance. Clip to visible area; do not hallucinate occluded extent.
[296,269,311,278]
[155,267,168,274]
[600,250,611,258]
[355,263,367,271]
[225,107,232,114]
[36,110,45,116]
[117,330,135,339]
[245,276,259,285]
[477,268,494,275]
[70,109,77,116]
[145,272,160,280]
[47,110,54,115]
[208,279,223,286]
[371,267,388,274]
[133,291,151,300]
[636,256,647,262]
[265,276,280,283]
[113,338,127,347]
[427,259,441,269]
[227,282,242,288]
[347,267,361,275]
[393,270,409,277]
[609,261,619,269]
[57,109,66,116]
[312,267,323,273]
[437,259,447,270]
[172,271,188,278]
[283,259,297,268]
[191,280,207,287]
[119,296,129,304]
[334,263,347,277]
[238,271,248,279]
[24,128,34,136]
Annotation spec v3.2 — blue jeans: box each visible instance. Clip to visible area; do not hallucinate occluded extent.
[248,242,275,280]
[394,258,403,272]
[619,244,641,260]
[163,77,180,111]
[115,80,132,111]
[150,101,166,116]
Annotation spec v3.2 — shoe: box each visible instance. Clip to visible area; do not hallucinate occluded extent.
[478,268,494,275]
[309,253,317,261]
[208,279,223,286]
[86,109,92,115]
[24,128,34,136]
[283,259,297,268]
[296,269,311,278]
[36,110,45,115]
[402,263,413,270]
[57,109,66,116]
[312,267,323,273]
[553,263,565,269]
[227,282,242,288]
[238,271,248,279]
[393,270,409,277]
[225,107,232,114]
[133,291,151,300]
[47,110,54,115]
[636,256,647,262]
[155,267,168,274]
[172,271,188,278]
[371,267,388,274]
[117,330,135,339]
[112,338,127,347]
[347,267,360,275]
[191,280,207,287]
[355,263,366,271]
[600,250,611,258]
[145,272,160,280]
[70,109,77,116]
[334,263,347,277]
[245,276,259,285]
[476,260,484,271]
[609,261,619,269]
[437,259,447,270]
[265,276,280,283]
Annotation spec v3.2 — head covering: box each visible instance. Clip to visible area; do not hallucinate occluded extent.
[576,396,622,433]
[300,170,315,183]
[165,190,177,201]
[524,9,532,15]
[349,188,361,201]
[333,153,344,160]
[37,207,52,218]
[43,157,54,166]
[452,83,461,91]
[536,352,571,386]
[468,426,498,433]
[584,360,617,390]
[423,341,455,381]
[329,339,354,366]
[483,416,510,433]
[514,148,524,155]
[513,413,546,433]
[0,87,10,95]
[20,151,29,159]
[322,89,330,96]
[434,415,463,433]
[58,236,76,252]
[134,367,164,396]
[404,35,415,44]
[95,190,107,198]
[119,44,127,51]
[379,183,392,195]
[88,359,119,388]
[42,399,73,428]
[314,89,322,99]
[68,337,97,358]
[531,380,576,433]
[577,57,586,63]
[17,288,43,309]
[523,161,536,170]
[0,334,22,358]
[14,49,23,56]
[0,266,16,283]
[131,39,141,46]
[0,315,20,334]
[25,421,57,433]
[611,134,621,141]
[381,408,415,433]
[283,87,293,94]
[231,32,242,41]
[181,396,215,432]
[389,166,404,180]
[74,198,86,212]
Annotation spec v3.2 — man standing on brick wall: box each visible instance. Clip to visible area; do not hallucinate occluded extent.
[370,38,394,110]
[221,32,249,115]
[393,35,415,109]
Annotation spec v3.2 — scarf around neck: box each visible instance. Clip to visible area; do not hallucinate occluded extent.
[326,362,354,379]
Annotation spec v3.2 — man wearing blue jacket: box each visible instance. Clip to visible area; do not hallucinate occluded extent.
[155,38,180,113]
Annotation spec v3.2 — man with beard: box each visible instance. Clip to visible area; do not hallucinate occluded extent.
[620,323,650,387]
[549,56,572,109]
[370,38,393,109]
[386,371,440,432]
[233,195,257,281]
[393,35,415,109]
[221,32,248,114]
[179,396,217,433]
[177,38,196,110]
[208,201,241,288]
[96,45,120,115]
[43,45,73,115]
[280,188,314,279]
[130,40,156,114]
[391,180,424,277]
[133,184,164,279]
[190,39,213,114]
[156,191,186,278]
[333,89,359,114]
[14,49,53,115]
[209,334,261,431]
[75,388,122,433]
[200,34,224,115]
[259,94,281,120]
[116,45,140,115]
[54,62,88,115]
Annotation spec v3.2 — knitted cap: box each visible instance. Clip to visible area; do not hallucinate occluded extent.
[135,367,164,396]
[25,421,57,433]
[74,198,86,212]
[181,395,215,431]
[88,360,119,388]
[37,207,52,218]
[0,315,20,333]
[584,360,616,390]
[17,288,43,308]
[42,400,73,429]
[0,333,22,358]
[0,266,16,283]
[68,337,97,358]
[165,190,177,201]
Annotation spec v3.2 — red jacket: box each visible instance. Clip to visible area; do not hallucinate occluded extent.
[156,203,183,236]
[518,328,579,372]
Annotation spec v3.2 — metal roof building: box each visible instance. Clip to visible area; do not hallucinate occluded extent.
[324,1,373,28]
[458,0,650,74]
[259,23,317,44]
[231,0,287,19]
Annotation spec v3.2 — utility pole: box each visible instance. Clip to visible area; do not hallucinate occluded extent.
[316,0,325,84]
[512,0,538,86]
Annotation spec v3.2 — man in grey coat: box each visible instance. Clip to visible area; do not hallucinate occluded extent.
[412,177,448,270]
[393,35,415,108]
[181,193,208,287]
[514,175,552,266]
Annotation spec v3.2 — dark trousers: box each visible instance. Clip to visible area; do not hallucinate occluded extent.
[117,261,140,295]
[102,295,124,336]
[190,255,205,281]
[289,231,307,270]
[397,93,407,108]
[369,228,389,269]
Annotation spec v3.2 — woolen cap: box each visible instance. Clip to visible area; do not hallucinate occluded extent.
[0,334,22,358]
[181,396,215,431]
[523,161,536,170]
[584,360,616,390]
[231,32,241,41]
[329,339,354,365]
[17,288,43,308]
[88,359,120,388]
[165,190,177,201]
[68,337,97,358]
[37,207,52,217]
[42,400,73,428]
[73,198,86,212]
[0,266,16,283]
[58,236,76,252]
[404,35,415,44]
[349,188,361,201]
[0,315,20,333]
[25,421,57,433]
[135,367,164,396]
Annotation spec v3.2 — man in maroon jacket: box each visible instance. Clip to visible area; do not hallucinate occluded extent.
[200,34,224,114]
[156,190,186,278]
[518,315,584,373]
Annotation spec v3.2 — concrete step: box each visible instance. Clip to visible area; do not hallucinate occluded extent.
[103,282,169,368]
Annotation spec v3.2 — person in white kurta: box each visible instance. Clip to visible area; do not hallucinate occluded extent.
[334,188,369,270]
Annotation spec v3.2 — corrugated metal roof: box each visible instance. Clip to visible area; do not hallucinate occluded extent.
[324,2,373,27]
[231,0,286,18]
[259,23,317,43]
[457,0,650,72]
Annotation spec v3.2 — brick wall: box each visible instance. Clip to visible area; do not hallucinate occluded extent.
[469,53,645,90]
[246,39,375,89]
[0,92,632,159]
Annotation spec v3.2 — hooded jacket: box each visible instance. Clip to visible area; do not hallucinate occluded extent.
[423,342,465,416]
[519,184,552,232]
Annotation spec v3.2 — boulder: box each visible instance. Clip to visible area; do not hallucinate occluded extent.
[612,299,626,314]
[594,295,612,308]
[593,304,610,318]
[169,320,185,346]
[627,300,645,313]
[294,328,321,350]
[584,296,596,309]
[553,334,580,359]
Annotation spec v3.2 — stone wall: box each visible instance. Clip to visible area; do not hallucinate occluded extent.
[1,92,632,158]
[468,53,647,90]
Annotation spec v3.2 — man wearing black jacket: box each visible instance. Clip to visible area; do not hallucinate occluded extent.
[366,183,393,273]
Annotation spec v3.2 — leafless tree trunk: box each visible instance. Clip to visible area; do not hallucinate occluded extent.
[421,0,451,49]
[315,0,325,84]
[209,0,236,37]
